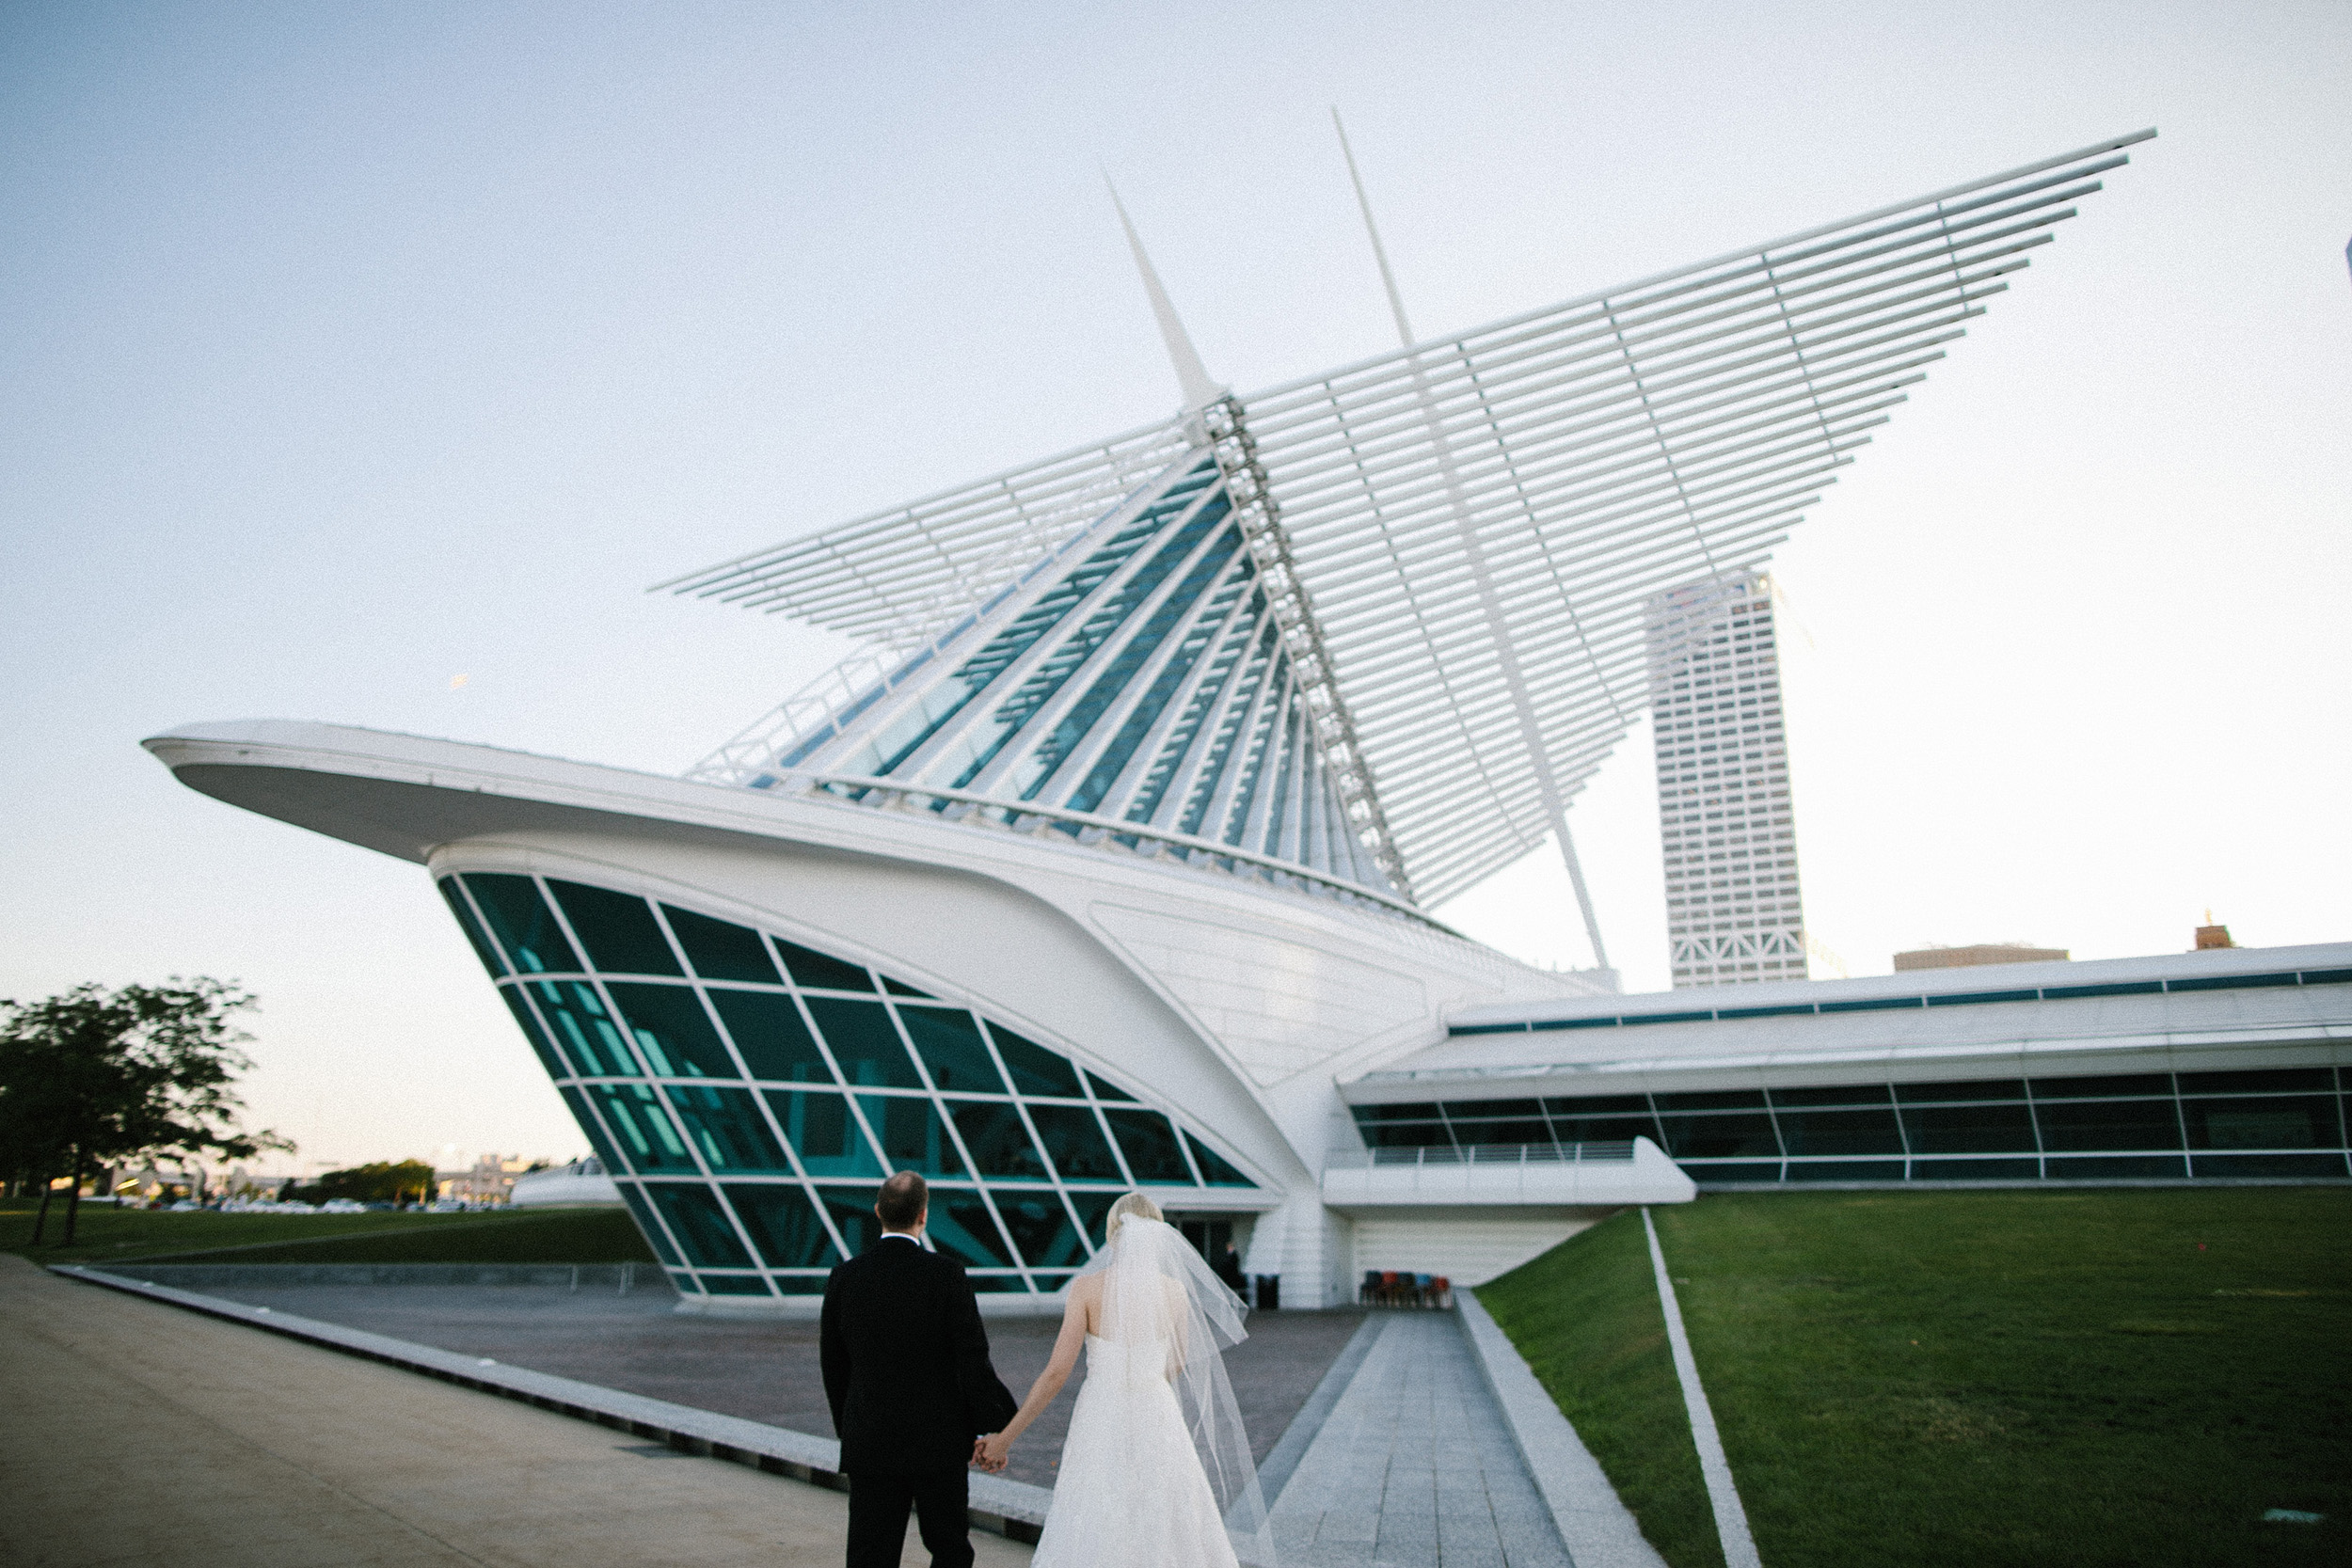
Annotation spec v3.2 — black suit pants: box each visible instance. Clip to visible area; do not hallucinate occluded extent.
[846,1465,971,1568]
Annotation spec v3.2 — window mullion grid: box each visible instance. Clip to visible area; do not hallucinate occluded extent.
[1144,603,1271,837]
[1031,522,1248,816]
[1085,572,1256,829]
[961,483,1232,802]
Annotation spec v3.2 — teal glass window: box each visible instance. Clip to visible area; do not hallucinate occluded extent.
[724,1183,840,1268]
[806,999,922,1088]
[606,983,738,1078]
[647,1184,752,1267]
[1657,1113,1782,1159]
[898,1007,1006,1094]
[882,976,936,999]
[707,990,833,1083]
[991,1026,1083,1098]
[558,1086,627,1173]
[547,881,683,975]
[664,1085,792,1172]
[1026,1104,1125,1183]
[946,1101,1050,1180]
[816,1185,883,1254]
[1063,1189,1120,1249]
[661,905,781,984]
[530,982,640,1076]
[464,874,581,974]
[993,1191,1088,1269]
[498,987,567,1080]
[775,940,874,993]
[1084,1069,1136,1102]
[700,1274,774,1295]
[767,1090,881,1178]
[591,1084,697,1172]
[928,1191,1013,1267]
[438,879,506,976]
[1899,1102,2037,1154]
[771,1275,828,1295]
[2182,1096,2338,1150]
[1185,1132,1254,1187]
[614,1180,682,1265]
[1775,1108,1904,1157]
[2035,1098,2184,1152]
[857,1094,966,1178]
[1104,1108,1193,1183]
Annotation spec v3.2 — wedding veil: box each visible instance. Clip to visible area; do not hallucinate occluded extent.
[1074,1202,1278,1566]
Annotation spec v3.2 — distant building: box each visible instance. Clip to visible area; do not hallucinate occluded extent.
[1649,571,1807,988]
[1895,943,2070,972]
[2196,920,2235,951]
[437,1154,534,1206]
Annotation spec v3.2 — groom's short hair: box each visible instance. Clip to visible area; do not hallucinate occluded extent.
[876,1170,928,1230]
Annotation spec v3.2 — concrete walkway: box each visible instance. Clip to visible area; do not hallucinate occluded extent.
[1267,1312,1572,1567]
[0,1256,1029,1568]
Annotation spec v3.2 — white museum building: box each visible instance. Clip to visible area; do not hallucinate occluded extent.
[148,129,2344,1315]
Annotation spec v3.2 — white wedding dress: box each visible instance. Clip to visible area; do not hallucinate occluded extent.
[1029,1219,1274,1568]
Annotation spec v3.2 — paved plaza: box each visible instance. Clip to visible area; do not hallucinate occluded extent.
[0,1255,1030,1568]
[8,1260,1585,1566]
[182,1275,1367,1492]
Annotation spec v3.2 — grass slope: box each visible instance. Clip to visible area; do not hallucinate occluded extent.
[2,1203,655,1266]
[1489,1189,2352,1568]
[1480,1208,1723,1568]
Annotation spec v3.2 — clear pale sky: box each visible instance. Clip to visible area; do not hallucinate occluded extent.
[4,3,2345,1176]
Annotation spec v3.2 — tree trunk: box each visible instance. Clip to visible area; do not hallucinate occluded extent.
[62,1149,87,1246]
[30,1172,55,1245]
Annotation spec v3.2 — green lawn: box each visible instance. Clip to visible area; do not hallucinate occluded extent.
[1,1202,654,1266]
[1479,1188,2352,1568]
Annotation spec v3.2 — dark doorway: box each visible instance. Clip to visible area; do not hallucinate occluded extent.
[1174,1216,1231,1262]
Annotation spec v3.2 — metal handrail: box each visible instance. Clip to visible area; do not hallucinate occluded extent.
[1327,1140,1637,1169]
[707,767,1452,931]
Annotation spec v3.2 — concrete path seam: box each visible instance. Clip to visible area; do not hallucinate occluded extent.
[51,1263,1054,1540]
[1641,1207,1762,1568]
[1456,1290,1670,1568]
[1255,1310,1386,1507]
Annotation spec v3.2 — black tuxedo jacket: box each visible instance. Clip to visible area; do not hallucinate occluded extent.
[820,1236,1019,1476]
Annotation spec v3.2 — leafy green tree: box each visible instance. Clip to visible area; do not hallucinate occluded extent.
[0,979,290,1245]
[290,1159,438,1206]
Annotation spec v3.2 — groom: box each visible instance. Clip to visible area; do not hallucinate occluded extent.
[820,1170,1019,1568]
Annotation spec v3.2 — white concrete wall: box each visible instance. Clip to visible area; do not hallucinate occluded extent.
[1343,1207,1614,1289]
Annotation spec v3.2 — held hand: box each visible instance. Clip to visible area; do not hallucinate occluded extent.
[977,1432,1013,1472]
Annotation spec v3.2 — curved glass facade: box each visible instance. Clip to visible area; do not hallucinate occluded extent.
[440,871,1258,1298]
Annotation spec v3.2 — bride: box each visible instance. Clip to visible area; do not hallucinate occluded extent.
[976,1192,1276,1567]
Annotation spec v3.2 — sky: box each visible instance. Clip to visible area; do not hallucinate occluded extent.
[3,2,2346,1176]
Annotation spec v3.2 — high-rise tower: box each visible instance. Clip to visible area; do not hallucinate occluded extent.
[1649,572,1808,987]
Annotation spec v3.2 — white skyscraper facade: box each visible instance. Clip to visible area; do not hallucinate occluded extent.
[1649,573,1808,987]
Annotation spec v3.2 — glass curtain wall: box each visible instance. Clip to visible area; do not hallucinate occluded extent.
[442,872,1257,1298]
[1353,1070,2352,1183]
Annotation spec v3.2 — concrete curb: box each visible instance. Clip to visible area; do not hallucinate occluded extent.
[94,1262,670,1291]
[1457,1289,1670,1568]
[1256,1310,1386,1506]
[51,1264,1052,1543]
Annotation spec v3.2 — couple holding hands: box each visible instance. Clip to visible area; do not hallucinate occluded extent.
[820,1172,1274,1568]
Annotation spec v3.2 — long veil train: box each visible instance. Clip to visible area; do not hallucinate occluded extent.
[1049,1214,1278,1567]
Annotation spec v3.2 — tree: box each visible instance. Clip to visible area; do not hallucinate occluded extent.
[0,979,290,1245]
[288,1160,437,1207]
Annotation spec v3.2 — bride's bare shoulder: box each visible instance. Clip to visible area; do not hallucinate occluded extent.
[1069,1272,1104,1305]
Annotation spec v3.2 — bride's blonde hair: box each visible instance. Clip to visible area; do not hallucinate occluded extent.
[1104,1190,1162,1243]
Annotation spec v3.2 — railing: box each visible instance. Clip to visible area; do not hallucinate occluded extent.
[697,767,1451,933]
[1326,1141,1636,1169]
